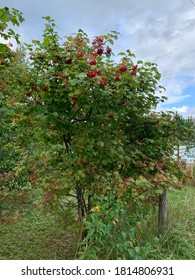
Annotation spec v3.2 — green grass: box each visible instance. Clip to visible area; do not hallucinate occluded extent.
[0,187,195,259]
[0,196,81,260]
[146,187,195,259]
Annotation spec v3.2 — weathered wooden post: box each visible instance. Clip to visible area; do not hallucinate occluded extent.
[158,189,167,234]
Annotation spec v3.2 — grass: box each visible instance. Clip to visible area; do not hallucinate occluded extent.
[0,193,81,260]
[0,186,195,259]
[146,187,195,259]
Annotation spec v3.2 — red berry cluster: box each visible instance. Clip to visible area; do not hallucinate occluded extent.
[118,65,128,73]
[53,73,67,79]
[72,96,78,106]
[63,82,69,88]
[31,86,38,91]
[92,36,104,45]
[100,78,107,86]
[96,48,104,55]
[120,99,126,105]
[91,36,112,56]
[131,65,138,76]
[66,58,72,65]
[96,70,102,76]
[87,69,102,78]
[89,60,97,66]
[87,70,97,78]
[106,46,112,54]
[72,96,78,101]
[42,87,49,92]
[76,51,84,58]
[108,114,114,119]
[115,75,120,81]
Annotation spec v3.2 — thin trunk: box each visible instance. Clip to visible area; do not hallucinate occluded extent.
[76,184,86,221]
[177,144,180,162]
[87,195,92,213]
[158,189,167,235]
[75,185,92,240]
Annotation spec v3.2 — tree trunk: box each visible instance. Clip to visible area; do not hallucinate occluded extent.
[76,184,86,221]
[177,144,180,162]
[75,185,92,240]
[158,189,167,234]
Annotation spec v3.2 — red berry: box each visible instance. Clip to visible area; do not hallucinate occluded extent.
[120,99,126,105]
[108,114,114,119]
[100,79,107,86]
[115,75,120,81]
[31,86,38,91]
[61,74,67,79]
[118,66,128,72]
[53,73,60,77]
[132,64,138,70]
[42,87,48,92]
[131,65,138,76]
[96,48,104,55]
[96,70,102,76]
[26,92,31,97]
[0,61,5,65]
[131,70,137,76]
[87,70,97,78]
[97,37,104,43]
[106,46,112,54]
[63,82,69,88]
[76,51,83,58]
[72,96,78,101]
[89,60,97,65]
[66,58,72,64]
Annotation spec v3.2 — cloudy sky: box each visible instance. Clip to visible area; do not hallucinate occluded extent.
[1,0,195,117]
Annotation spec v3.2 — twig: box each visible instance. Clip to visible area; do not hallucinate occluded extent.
[191,0,195,7]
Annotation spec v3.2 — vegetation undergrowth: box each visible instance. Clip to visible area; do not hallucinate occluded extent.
[0,186,194,260]
[0,192,81,260]
[144,186,195,260]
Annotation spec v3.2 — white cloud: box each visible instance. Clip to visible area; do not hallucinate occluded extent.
[158,79,191,105]
[171,106,189,113]
[158,105,195,118]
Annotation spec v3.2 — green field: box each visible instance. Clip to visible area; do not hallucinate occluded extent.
[0,187,195,260]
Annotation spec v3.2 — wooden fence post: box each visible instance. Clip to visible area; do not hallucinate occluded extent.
[158,189,167,234]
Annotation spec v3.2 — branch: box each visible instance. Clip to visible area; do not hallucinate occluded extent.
[191,0,195,7]
[71,108,92,124]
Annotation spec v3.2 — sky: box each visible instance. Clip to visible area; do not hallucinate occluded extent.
[1,0,195,118]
